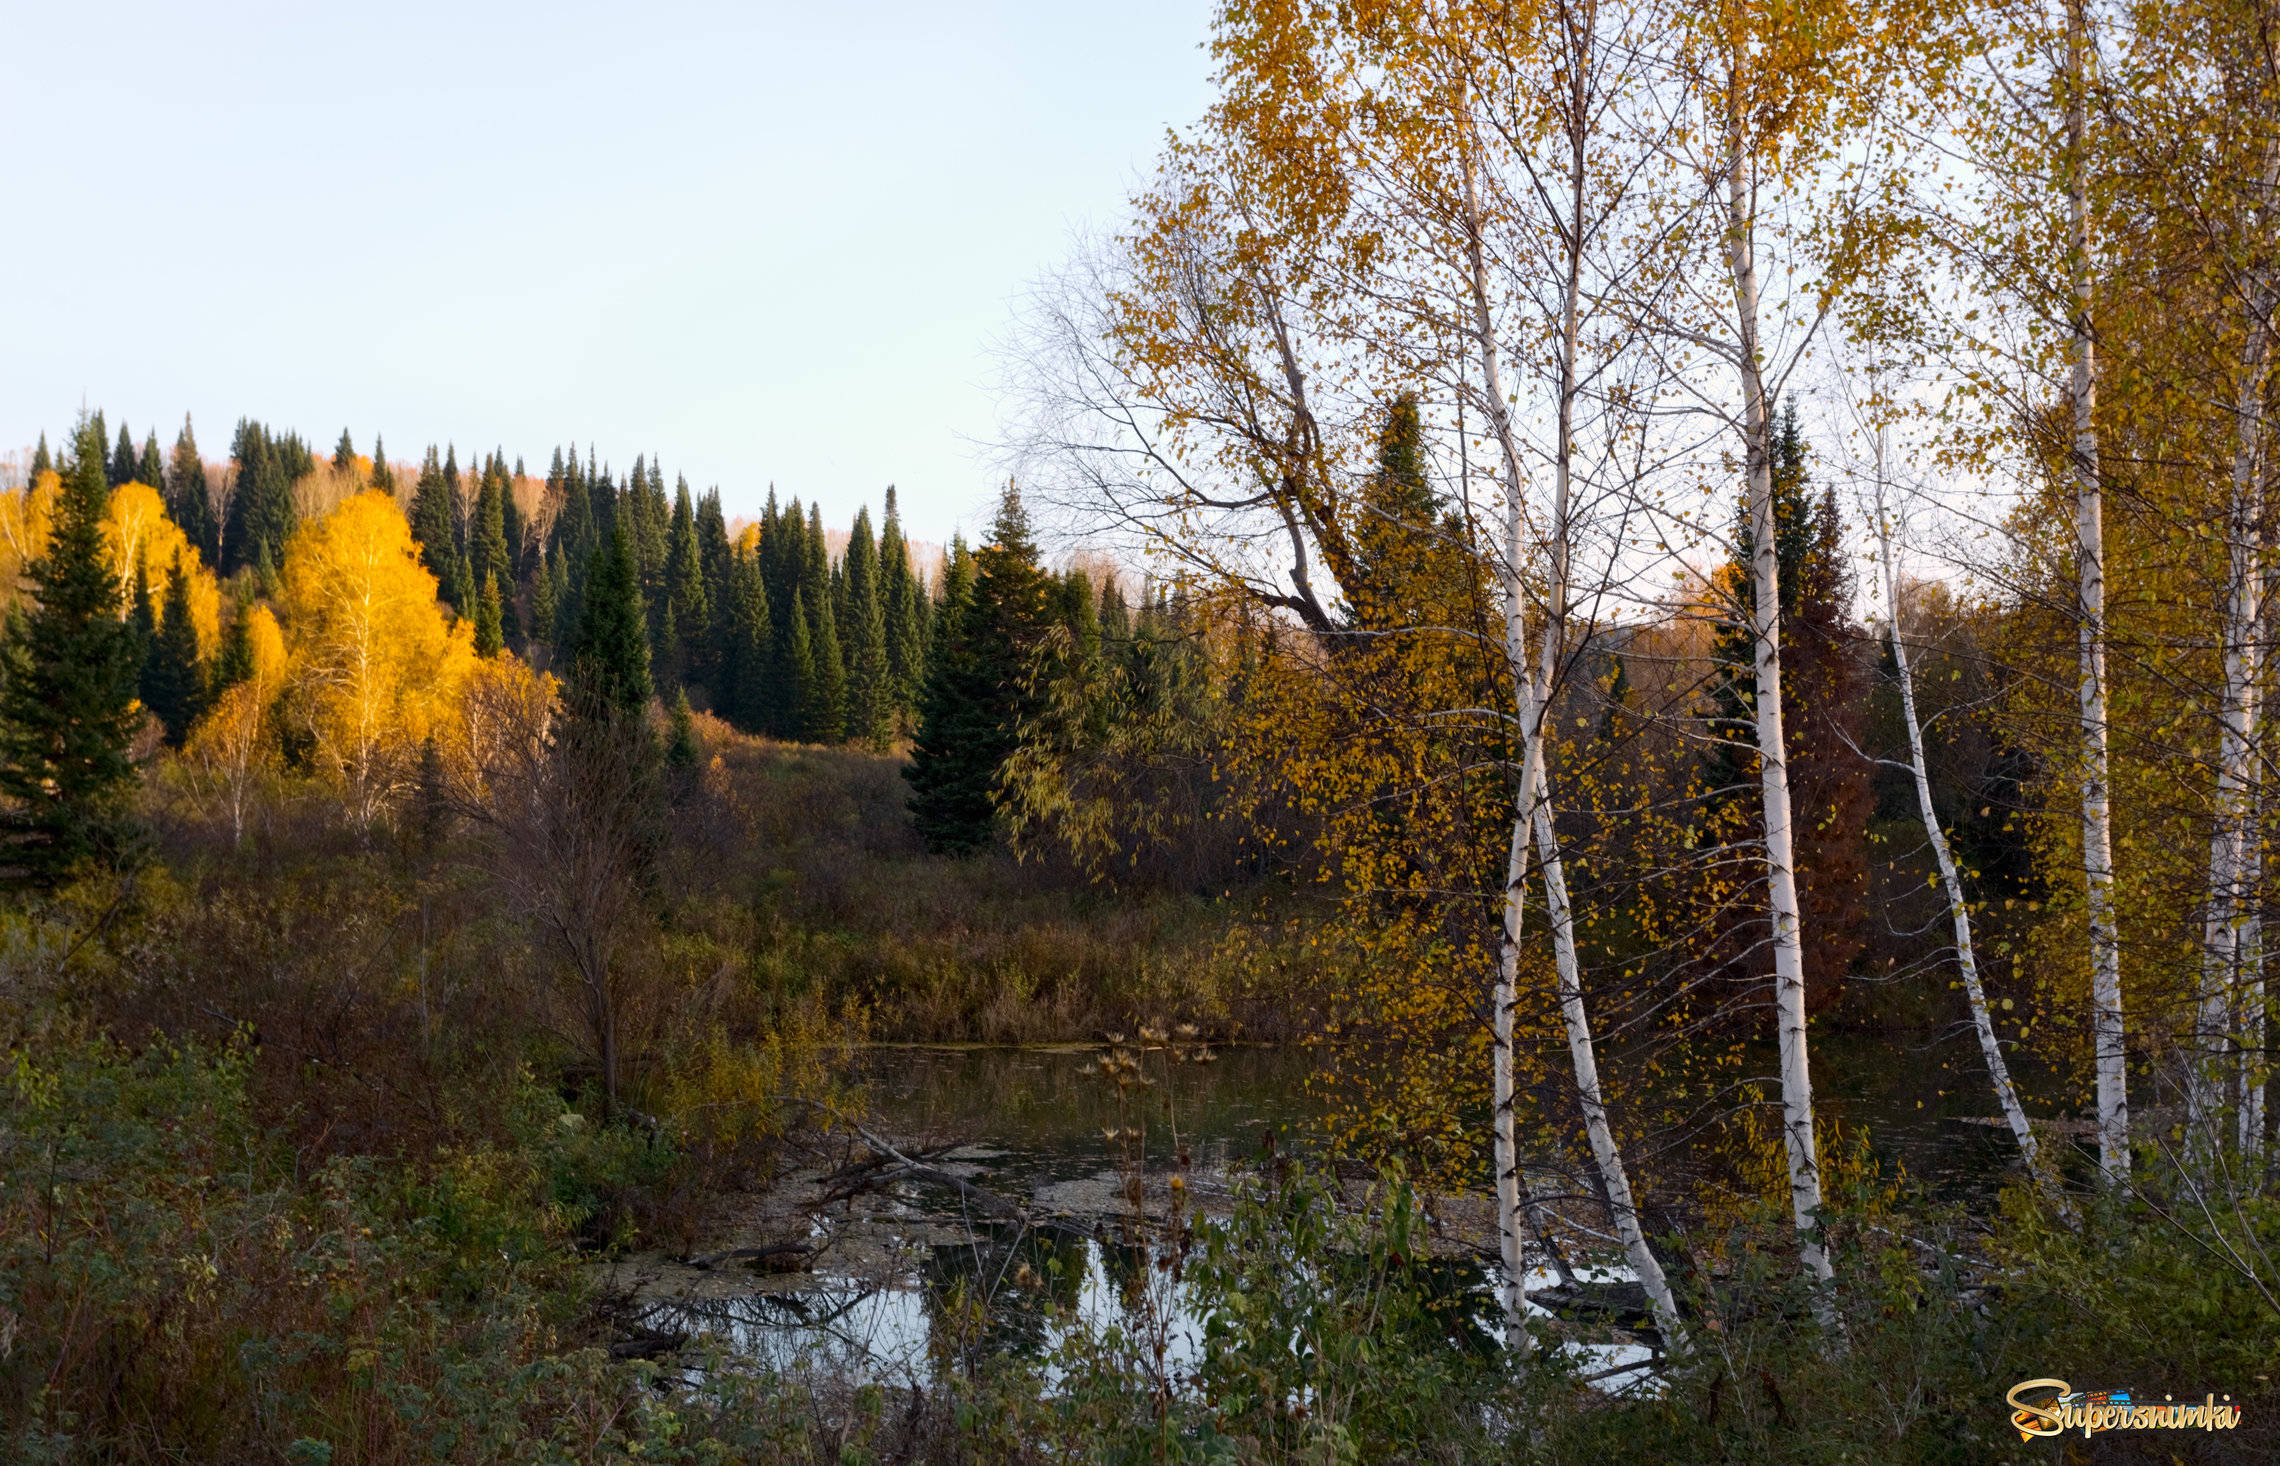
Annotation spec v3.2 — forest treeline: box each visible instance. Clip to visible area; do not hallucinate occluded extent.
[1,411,1244,865]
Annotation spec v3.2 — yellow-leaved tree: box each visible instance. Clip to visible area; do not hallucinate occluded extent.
[0,470,59,609]
[101,481,221,656]
[183,603,288,846]
[276,491,475,831]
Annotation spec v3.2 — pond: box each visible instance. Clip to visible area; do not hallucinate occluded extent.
[620,1027,2074,1389]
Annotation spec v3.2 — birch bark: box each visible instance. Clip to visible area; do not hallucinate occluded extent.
[1720,106,1832,1286]
[1870,448,2041,1177]
[2062,0,2129,1183]
[2193,260,2270,1165]
[1464,136,1689,1353]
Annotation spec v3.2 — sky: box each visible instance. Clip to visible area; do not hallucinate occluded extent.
[0,0,1219,544]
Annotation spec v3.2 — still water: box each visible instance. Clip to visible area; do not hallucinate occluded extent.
[633,1030,2064,1386]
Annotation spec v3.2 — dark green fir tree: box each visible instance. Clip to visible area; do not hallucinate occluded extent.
[143,554,206,747]
[165,417,215,564]
[842,504,890,748]
[801,504,845,742]
[110,423,138,488]
[370,434,397,496]
[210,588,256,695]
[904,487,1053,854]
[0,415,147,883]
[411,447,462,608]
[224,420,296,576]
[569,525,652,721]
[474,572,505,658]
[136,431,163,489]
[666,687,699,774]
[879,486,926,726]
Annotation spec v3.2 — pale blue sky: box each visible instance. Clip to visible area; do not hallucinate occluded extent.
[0,1,1217,542]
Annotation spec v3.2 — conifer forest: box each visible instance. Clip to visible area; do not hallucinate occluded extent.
[6,1,2280,1462]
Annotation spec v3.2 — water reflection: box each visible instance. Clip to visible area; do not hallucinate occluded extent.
[632,1222,1660,1394]
[650,1033,2056,1392]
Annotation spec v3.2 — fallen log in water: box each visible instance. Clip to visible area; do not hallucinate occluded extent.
[682,1243,815,1271]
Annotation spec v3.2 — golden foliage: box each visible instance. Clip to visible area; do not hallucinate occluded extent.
[275,491,475,830]
[101,482,222,657]
[0,470,57,606]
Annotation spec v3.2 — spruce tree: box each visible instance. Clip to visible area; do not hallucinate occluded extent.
[904,490,1052,854]
[29,433,52,483]
[136,431,163,488]
[569,525,652,720]
[879,486,925,724]
[724,552,772,735]
[499,455,525,580]
[782,596,816,741]
[588,452,617,552]
[128,565,156,689]
[211,589,255,694]
[442,446,464,555]
[1346,391,1445,630]
[530,547,558,647]
[842,504,890,748]
[0,415,146,883]
[223,420,265,572]
[645,461,671,586]
[165,417,216,564]
[110,423,137,488]
[333,428,356,472]
[272,431,314,484]
[666,687,699,772]
[552,545,581,650]
[370,434,396,496]
[474,572,505,658]
[224,420,295,576]
[665,477,709,680]
[803,504,845,742]
[411,447,461,607]
[696,488,732,682]
[143,554,205,747]
[471,457,513,636]
[653,597,680,685]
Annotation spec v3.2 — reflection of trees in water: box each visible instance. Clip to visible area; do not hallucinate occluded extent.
[638,1226,1502,1382]
[642,1286,927,1377]
[922,1225,1085,1368]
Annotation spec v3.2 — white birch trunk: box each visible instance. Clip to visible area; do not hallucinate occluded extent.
[1494,763,1535,1352]
[1722,115,1832,1286]
[2193,254,2270,1166]
[1464,135,1687,1355]
[1871,456,2041,1177]
[2064,0,2129,1182]
[2242,796,2267,1164]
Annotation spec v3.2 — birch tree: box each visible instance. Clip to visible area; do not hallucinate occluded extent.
[1432,0,1691,1349]
[1667,0,1890,1285]
[1863,427,2043,1176]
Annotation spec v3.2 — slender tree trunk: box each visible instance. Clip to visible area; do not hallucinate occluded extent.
[1494,802,1534,1352]
[1872,452,2041,1178]
[2195,256,2270,1165]
[1722,112,1831,1286]
[2064,0,2128,1183]
[2242,785,2268,1164]
[1463,132,1687,1353]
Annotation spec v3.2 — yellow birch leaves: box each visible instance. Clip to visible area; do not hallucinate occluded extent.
[273,491,475,830]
